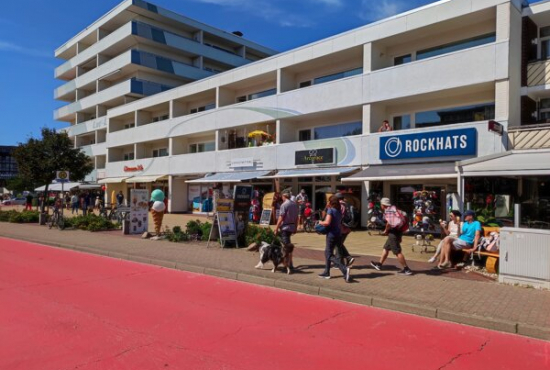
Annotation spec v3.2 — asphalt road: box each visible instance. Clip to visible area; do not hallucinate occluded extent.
[1,237,549,370]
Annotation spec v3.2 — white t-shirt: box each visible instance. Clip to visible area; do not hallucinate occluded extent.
[448,220,460,238]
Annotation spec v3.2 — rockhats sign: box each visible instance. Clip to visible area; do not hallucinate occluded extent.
[380,128,477,160]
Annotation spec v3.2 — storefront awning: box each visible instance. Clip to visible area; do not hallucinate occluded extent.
[125,175,168,184]
[261,167,358,179]
[186,171,271,183]
[35,182,83,192]
[458,150,550,177]
[342,162,457,182]
[98,177,131,184]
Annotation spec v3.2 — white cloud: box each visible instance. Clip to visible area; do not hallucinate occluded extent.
[359,0,407,21]
[311,0,344,6]
[189,0,315,28]
[0,41,50,58]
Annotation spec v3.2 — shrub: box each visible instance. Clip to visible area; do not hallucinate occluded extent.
[200,222,212,241]
[165,225,189,242]
[185,220,203,237]
[0,210,39,223]
[65,214,117,232]
[245,224,280,246]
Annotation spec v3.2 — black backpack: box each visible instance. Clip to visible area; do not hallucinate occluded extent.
[342,203,358,228]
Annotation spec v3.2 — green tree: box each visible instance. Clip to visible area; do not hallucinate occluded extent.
[5,176,36,195]
[13,128,94,212]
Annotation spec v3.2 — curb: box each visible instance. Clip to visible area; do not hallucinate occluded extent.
[4,234,549,342]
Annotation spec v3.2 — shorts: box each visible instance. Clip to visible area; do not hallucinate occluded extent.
[452,238,473,250]
[383,231,402,255]
[280,230,292,247]
[298,204,305,215]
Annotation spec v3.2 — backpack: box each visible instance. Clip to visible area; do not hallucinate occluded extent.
[342,203,358,228]
[314,223,329,235]
[387,207,409,233]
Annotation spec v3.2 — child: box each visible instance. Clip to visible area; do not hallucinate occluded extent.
[303,202,313,219]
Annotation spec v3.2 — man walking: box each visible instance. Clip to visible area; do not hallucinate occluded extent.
[370,197,413,275]
[25,193,33,211]
[335,192,354,266]
[295,189,308,231]
[116,191,124,206]
[274,192,298,273]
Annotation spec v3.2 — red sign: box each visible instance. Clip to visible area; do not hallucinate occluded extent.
[124,165,144,172]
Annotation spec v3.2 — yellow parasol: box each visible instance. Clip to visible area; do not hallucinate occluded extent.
[111,190,116,209]
[247,130,270,138]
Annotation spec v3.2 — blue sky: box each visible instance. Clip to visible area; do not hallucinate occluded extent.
[0,0,535,145]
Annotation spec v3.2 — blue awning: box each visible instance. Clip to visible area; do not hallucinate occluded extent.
[186,171,272,184]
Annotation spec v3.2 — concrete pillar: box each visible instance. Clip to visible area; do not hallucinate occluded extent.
[275,120,281,144]
[361,181,370,228]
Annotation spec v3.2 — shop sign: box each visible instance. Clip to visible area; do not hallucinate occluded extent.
[124,165,144,172]
[380,128,477,160]
[233,185,252,212]
[230,157,254,168]
[295,148,335,166]
[216,198,234,212]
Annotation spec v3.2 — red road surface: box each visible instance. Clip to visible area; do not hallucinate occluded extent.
[1,238,549,370]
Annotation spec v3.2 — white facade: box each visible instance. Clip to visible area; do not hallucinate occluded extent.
[54,0,277,182]
[55,0,550,223]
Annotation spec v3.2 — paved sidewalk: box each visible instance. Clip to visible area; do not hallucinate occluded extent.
[1,223,549,340]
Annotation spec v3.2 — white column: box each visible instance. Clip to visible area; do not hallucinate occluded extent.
[361,181,370,228]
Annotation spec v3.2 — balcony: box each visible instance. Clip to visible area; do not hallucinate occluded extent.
[65,117,108,137]
[368,42,506,103]
[527,60,550,87]
[509,124,550,149]
[79,142,107,158]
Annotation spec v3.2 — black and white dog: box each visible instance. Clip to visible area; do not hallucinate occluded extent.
[255,242,290,274]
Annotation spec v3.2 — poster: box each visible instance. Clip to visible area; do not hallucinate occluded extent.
[217,212,237,242]
[216,198,234,212]
[130,189,149,234]
[233,185,252,212]
[259,209,272,227]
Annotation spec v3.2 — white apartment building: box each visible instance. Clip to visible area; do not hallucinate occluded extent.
[58,0,550,226]
[54,0,277,182]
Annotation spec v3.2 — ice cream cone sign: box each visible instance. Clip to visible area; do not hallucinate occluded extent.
[150,189,166,236]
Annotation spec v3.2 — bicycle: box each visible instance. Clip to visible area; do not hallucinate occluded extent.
[48,208,65,230]
[303,210,322,233]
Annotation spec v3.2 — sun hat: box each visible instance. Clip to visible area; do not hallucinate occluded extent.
[380,198,391,207]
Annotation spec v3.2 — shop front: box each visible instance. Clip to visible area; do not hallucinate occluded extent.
[458,149,550,228]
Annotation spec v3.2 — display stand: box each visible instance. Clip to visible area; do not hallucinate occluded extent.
[207,211,237,248]
[259,209,272,227]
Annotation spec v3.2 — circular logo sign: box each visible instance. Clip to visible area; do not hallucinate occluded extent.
[384,138,403,158]
[57,171,68,180]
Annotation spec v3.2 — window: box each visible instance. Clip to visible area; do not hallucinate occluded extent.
[189,142,215,153]
[152,148,169,157]
[539,98,550,121]
[299,81,312,88]
[190,102,215,114]
[124,123,135,130]
[299,130,312,141]
[235,88,277,103]
[152,114,169,123]
[394,54,412,66]
[313,67,363,85]
[393,115,411,131]
[417,33,496,61]
[123,152,135,161]
[415,103,495,128]
[541,26,550,60]
[314,121,362,140]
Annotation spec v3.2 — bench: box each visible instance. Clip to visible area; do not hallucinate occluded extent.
[473,250,500,274]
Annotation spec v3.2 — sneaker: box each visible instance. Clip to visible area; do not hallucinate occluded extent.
[456,262,465,268]
[370,261,382,271]
[345,267,351,283]
[397,267,413,276]
[428,256,437,263]
[318,273,331,279]
[346,257,355,267]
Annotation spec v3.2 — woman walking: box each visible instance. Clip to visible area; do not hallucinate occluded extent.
[318,196,351,282]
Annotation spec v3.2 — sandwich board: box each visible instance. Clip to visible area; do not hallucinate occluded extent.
[259,209,272,227]
[207,211,237,248]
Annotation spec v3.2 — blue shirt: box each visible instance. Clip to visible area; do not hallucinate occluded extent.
[459,221,482,245]
[327,207,342,237]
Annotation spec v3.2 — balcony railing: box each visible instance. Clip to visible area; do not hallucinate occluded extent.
[508,123,550,149]
[527,59,550,87]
